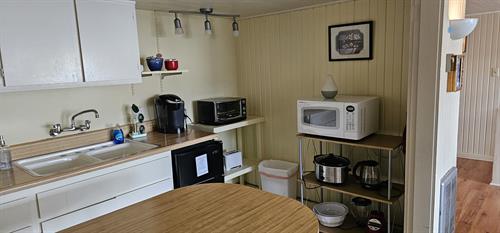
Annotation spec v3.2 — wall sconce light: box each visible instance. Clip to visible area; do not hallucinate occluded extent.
[448,18,478,40]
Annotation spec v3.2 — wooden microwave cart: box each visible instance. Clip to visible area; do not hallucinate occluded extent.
[297,133,404,233]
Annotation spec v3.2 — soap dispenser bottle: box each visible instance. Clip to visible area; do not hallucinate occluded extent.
[112,126,125,144]
[0,136,12,170]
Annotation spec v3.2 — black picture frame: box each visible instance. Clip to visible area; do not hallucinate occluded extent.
[328,21,373,61]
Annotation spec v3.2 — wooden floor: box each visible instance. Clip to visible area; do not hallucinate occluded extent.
[456,158,500,233]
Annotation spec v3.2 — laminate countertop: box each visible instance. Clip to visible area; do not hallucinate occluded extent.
[63,183,319,233]
[0,129,217,196]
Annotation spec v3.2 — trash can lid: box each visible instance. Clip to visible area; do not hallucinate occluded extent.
[259,160,298,178]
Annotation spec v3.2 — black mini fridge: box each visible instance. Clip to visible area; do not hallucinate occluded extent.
[171,140,224,188]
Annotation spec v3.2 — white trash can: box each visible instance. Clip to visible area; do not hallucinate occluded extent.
[258,160,298,198]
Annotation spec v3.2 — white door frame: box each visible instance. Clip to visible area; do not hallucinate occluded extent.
[491,109,500,186]
[404,0,445,232]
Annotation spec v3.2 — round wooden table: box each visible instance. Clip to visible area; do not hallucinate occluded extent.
[64,183,319,233]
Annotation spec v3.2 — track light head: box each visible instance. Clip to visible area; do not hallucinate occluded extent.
[173,13,184,35]
[204,14,212,35]
[232,17,239,37]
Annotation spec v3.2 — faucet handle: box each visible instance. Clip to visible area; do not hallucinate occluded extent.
[81,120,91,131]
[50,124,62,136]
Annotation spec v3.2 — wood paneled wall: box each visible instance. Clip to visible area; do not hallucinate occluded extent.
[236,0,410,163]
[458,12,500,161]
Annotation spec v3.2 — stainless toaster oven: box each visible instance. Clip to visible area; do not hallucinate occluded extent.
[196,97,247,125]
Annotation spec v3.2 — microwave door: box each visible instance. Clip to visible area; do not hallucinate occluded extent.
[304,109,336,126]
[301,107,342,137]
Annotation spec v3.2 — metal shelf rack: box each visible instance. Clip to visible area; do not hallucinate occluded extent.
[297,133,404,233]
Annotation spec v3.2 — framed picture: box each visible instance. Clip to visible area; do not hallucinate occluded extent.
[329,21,373,61]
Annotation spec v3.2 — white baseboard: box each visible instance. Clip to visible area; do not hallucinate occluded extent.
[458,153,494,162]
[490,182,500,187]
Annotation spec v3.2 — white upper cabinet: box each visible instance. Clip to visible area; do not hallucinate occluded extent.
[0,0,83,87]
[76,0,141,84]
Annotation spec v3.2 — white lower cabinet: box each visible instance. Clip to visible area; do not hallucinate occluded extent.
[0,151,173,233]
[41,179,173,232]
[38,155,172,220]
[0,196,38,233]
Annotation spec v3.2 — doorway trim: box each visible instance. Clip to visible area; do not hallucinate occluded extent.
[404,0,445,232]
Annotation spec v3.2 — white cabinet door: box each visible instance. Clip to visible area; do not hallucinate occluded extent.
[37,155,172,220]
[76,0,141,84]
[0,0,82,87]
[0,196,37,233]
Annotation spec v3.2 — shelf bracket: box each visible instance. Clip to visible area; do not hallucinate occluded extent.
[161,72,183,79]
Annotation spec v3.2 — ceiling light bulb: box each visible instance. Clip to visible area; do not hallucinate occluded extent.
[174,14,184,35]
[204,15,212,35]
[232,17,239,37]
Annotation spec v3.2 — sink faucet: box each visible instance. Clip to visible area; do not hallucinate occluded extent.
[50,109,100,136]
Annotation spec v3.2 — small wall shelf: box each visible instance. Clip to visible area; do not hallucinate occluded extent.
[224,165,254,183]
[190,116,265,134]
[141,69,189,78]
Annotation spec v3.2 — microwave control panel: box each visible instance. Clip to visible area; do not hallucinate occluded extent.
[345,105,357,132]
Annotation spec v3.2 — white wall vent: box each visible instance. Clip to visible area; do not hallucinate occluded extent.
[439,167,457,233]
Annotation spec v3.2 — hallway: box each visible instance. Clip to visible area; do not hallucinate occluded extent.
[456,158,500,233]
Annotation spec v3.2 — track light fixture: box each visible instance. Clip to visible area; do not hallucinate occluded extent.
[168,8,240,36]
[173,13,184,35]
[232,17,239,37]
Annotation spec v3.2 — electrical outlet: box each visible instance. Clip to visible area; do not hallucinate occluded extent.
[492,67,500,78]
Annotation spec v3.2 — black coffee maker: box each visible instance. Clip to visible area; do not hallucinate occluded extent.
[155,94,185,134]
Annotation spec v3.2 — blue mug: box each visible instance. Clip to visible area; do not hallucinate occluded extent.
[146,57,164,71]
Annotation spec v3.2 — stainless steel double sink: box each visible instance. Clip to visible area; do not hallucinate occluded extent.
[15,140,158,177]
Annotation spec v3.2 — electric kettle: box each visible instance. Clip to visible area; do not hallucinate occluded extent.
[353,160,380,189]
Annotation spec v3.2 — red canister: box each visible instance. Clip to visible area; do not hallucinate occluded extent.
[165,59,179,71]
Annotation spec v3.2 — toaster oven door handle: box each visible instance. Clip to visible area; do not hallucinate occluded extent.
[218,114,243,121]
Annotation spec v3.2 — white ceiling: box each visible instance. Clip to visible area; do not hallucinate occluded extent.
[135,0,338,17]
[135,0,500,18]
[467,0,500,15]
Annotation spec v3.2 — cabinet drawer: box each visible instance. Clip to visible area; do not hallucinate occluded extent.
[0,197,36,233]
[41,179,173,232]
[38,155,172,220]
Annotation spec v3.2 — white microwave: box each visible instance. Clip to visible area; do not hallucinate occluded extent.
[297,96,380,140]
